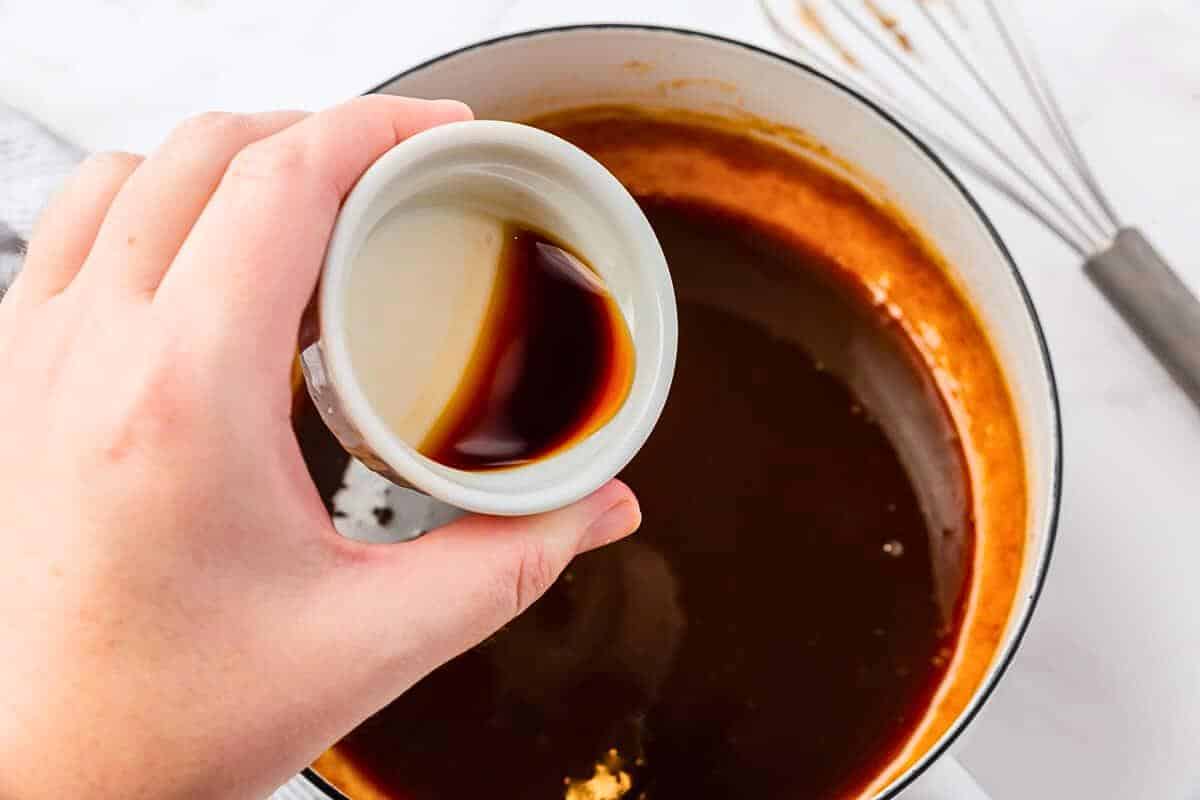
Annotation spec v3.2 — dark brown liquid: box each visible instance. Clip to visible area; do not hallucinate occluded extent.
[298,198,972,799]
[419,224,634,471]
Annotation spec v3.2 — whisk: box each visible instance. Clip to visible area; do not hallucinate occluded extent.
[760,0,1200,409]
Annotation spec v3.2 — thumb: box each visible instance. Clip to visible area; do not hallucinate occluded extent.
[325,479,640,709]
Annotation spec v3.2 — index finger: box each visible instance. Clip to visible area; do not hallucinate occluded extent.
[155,95,473,363]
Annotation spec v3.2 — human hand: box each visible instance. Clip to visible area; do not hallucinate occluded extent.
[0,96,640,800]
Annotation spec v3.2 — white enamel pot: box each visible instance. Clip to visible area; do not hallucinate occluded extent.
[277,24,1061,800]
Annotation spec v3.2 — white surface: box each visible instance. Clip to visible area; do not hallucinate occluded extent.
[907,755,992,800]
[3,1,1197,798]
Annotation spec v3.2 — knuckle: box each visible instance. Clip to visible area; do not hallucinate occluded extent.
[173,111,247,145]
[226,138,309,183]
[81,150,143,177]
[100,346,197,463]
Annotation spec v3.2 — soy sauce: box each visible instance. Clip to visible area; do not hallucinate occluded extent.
[416,225,634,471]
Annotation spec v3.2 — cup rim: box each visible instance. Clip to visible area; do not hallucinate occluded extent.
[299,22,1064,800]
[316,118,678,516]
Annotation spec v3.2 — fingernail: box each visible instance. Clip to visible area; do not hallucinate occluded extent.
[579,499,641,554]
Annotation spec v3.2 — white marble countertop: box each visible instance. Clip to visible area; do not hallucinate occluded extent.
[3,1,1198,797]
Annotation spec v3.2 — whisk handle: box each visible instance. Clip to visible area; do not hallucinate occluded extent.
[1086,228,1200,410]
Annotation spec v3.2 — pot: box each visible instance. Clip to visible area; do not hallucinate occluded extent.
[277,24,1061,800]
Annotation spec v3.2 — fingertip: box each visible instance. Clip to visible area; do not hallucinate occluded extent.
[605,478,638,504]
[577,480,642,554]
[430,98,474,121]
[589,478,639,514]
[359,94,473,125]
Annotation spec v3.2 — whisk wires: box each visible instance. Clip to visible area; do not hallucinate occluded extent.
[982,0,1123,231]
[760,0,1122,257]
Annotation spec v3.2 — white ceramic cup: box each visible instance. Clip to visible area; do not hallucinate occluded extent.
[278,24,1061,800]
[300,118,677,517]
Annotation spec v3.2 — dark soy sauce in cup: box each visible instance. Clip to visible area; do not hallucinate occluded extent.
[345,206,634,473]
[419,224,634,470]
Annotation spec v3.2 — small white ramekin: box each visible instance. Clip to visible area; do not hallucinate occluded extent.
[300,119,677,516]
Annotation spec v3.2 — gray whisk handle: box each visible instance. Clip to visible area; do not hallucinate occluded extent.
[1085,228,1200,410]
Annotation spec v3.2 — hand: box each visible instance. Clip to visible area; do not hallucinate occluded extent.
[0,97,640,800]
